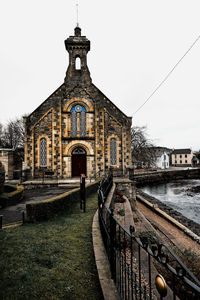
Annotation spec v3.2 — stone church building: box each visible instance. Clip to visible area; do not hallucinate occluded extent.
[24,26,132,179]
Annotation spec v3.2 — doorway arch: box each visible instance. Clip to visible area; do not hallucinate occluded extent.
[72,147,86,177]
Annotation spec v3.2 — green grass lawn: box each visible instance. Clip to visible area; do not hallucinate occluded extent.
[0,193,103,300]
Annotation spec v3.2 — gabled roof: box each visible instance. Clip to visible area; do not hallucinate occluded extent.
[151,146,172,152]
[91,83,132,121]
[172,148,192,154]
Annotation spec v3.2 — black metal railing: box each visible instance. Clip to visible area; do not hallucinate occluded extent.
[98,175,200,300]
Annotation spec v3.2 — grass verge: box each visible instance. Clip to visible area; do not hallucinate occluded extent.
[0,193,103,300]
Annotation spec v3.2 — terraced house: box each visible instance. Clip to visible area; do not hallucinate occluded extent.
[24,26,132,179]
[171,148,196,167]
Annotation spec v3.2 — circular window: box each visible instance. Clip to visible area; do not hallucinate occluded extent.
[75,105,82,112]
[70,105,86,112]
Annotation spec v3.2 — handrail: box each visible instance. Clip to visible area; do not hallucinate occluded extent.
[98,174,200,299]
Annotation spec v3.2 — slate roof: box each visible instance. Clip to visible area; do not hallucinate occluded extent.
[172,148,192,154]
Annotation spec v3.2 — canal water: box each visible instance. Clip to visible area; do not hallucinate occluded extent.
[141,179,200,225]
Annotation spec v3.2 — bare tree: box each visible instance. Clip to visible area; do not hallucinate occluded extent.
[0,123,3,147]
[131,126,157,169]
[1,117,24,150]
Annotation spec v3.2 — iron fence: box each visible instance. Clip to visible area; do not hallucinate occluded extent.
[98,175,200,300]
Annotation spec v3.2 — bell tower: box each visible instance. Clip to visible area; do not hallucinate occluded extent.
[64,26,92,86]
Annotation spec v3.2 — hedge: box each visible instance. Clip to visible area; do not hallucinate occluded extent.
[26,179,102,222]
[0,184,24,208]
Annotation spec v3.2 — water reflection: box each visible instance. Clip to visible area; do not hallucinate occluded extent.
[141,179,200,225]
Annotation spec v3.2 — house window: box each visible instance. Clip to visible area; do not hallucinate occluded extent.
[185,154,187,158]
[175,160,177,163]
[40,138,47,166]
[71,105,86,137]
[164,154,166,160]
[185,160,187,163]
[180,160,182,164]
[180,154,182,158]
[110,138,117,165]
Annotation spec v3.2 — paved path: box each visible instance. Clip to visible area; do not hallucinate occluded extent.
[0,186,72,225]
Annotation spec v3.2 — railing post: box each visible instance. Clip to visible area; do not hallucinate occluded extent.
[130,225,134,300]
[22,211,25,224]
[80,174,83,209]
[80,174,86,212]
[0,215,2,229]
[110,208,116,281]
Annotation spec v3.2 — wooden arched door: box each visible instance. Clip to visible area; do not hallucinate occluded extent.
[72,147,86,177]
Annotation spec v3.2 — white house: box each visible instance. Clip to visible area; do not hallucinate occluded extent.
[153,147,171,169]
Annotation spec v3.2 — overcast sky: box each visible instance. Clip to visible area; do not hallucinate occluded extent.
[0,0,200,150]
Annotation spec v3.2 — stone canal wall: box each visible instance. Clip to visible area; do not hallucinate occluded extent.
[134,169,200,239]
[134,168,200,187]
[137,189,200,238]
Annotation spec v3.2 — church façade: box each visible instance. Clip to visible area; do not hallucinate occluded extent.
[24,26,132,179]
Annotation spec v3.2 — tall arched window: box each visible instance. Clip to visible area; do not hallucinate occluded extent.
[71,110,77,137]
[110,138,117,165]
[75,57,81,70]
[40,138,47,166]
[71,105,86,137]
[80,110,86,137]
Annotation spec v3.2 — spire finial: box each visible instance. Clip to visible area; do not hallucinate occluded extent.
[76,0,79,27]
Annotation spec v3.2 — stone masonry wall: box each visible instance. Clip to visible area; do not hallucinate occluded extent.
[24,85,132,179]
[134,168,200,187]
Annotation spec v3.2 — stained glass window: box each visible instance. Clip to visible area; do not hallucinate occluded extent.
[40,138,47,166]
[71,110,77,137]
[71,105,86,137]
[110,138,117,165]
[80,110,86,137]
[72,147,86,154]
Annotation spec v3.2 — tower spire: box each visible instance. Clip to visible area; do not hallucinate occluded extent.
[76,0,79,27]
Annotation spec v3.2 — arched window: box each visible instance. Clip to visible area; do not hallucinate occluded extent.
[71,110,77,137]
[71,105,86,137]
[110,138,117,165]
[75,57,81,70]
[72,147,86,155]
[40,138,47,166]
[80,110,86,137]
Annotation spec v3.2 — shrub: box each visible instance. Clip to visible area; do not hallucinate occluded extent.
[0,184,24,208]
[26,179,101,222]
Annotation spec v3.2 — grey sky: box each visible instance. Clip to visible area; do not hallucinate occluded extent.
[0,0,200,150]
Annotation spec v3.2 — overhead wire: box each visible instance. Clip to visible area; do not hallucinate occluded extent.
[133,35,200,115]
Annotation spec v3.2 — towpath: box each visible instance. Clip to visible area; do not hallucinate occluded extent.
[136,199,200,255]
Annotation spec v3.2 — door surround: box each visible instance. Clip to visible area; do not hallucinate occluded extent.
[72,147,86,177]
